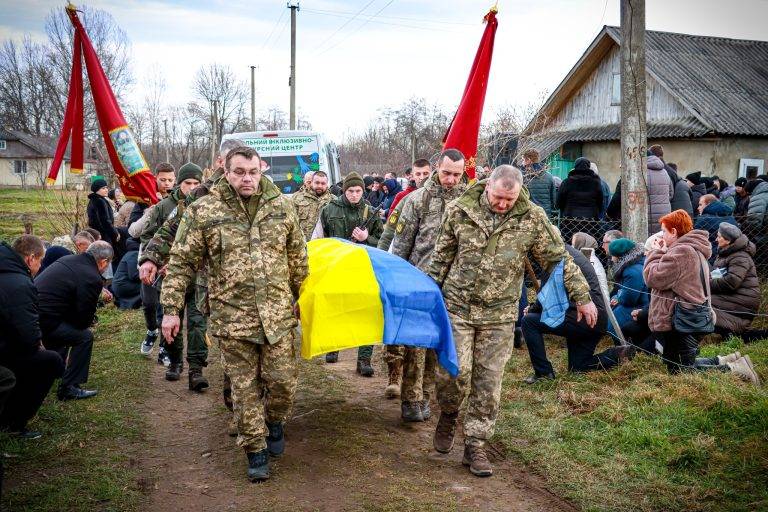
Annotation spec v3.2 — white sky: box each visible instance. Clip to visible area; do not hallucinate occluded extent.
[2,0,768,141]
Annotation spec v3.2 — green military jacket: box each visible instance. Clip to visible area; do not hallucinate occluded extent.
[391,173,466,271]
[377,195,407,251]
[427,180,591,324]
[319,196,383,247]
[140,187,184,246]
[161,176,308,344]
[292,188,334,240]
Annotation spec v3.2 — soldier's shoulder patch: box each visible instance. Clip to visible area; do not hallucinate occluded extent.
[395,221,405,234]
[388,210,399,225]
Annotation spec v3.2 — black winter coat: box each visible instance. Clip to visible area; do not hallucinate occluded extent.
[0,242,41,359]
[689,183,707,217]
[112,250,142,310]
[87,193,118,246]
[35,253,104,335]
[557,168,604,219]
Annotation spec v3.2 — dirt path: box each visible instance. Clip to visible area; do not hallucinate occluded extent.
[140,347,577,512]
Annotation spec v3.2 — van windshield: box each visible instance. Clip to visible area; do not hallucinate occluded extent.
[262,153,320,194]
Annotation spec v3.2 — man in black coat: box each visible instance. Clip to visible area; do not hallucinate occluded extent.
[521,245,635,383]
[556,157,605,242]
[0,236,64,437]
[35,241,113,400]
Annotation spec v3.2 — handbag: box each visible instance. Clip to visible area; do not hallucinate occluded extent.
[672,253,715,334]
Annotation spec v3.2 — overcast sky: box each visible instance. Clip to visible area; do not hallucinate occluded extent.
[2,0,768,141]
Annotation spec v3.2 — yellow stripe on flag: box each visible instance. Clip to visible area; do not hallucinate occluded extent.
[299,239,384,359]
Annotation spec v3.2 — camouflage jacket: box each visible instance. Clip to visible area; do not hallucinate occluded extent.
[319,196,383,247]
[292,188,334,240]
[391,173,467,270]
[161,176,308,344]
[140,187,184,247]
[377,197,407,251]
[427,180,591,324]
[139,168,225,267]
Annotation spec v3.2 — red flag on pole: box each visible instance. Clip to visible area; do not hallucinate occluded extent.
[442,7,498,180]
[48,4,158,205]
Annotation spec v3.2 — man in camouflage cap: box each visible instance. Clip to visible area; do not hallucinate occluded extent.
[427,165,596,477]
[292,170,334,240]
[161,146,307,482]
[390,150,466,421]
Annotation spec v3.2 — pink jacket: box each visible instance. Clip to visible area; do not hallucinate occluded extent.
[642,229,712,332]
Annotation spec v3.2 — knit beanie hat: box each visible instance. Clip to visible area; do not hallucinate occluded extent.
[608,238,637,257]
[176,162,203,184]
[573,157,591,172]
[686,171,702,185]
[91,178,108,193]
[343,172,365,192]
[735,177,747,188]
[718,222,742,242]
[363,176,374,188]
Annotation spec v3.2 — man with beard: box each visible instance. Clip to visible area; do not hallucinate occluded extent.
[292,171,334,240]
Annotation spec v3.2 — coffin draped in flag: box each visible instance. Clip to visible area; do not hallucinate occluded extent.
[298,238,458,377]
[48,4,157,205]
[442,7,498,180]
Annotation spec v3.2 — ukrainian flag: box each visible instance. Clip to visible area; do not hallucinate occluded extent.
[299,238,458,377]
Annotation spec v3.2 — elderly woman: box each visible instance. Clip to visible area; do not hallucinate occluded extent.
[643,210,759,383]
[608,238,649,331]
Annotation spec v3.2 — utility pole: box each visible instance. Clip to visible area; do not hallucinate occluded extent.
[250,65,257,131]
[209,100,219,168]
[620,0,648,242]
[288,2,299,130]
[163,118,169,163]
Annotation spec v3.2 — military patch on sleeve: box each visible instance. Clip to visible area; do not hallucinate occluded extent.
[388,210,399,225]
[175,214,190,244]
[395,221,405,234]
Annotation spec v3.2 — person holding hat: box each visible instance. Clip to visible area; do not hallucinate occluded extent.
[314,171,384,376]
[607,238,649,335]
[87,177,119,248]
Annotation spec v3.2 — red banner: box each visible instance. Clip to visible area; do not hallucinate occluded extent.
[48,5,158,205]
[442,8,498,180]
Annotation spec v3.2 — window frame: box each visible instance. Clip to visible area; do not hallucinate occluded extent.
[610,72,621,106]
[13,160,28,175]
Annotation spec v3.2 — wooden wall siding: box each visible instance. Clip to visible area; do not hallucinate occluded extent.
[547,45,693,132]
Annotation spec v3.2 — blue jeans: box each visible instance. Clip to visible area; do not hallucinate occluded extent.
[521,312,618,375]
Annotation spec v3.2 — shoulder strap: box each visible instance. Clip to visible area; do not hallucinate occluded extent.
[363,205,369,221]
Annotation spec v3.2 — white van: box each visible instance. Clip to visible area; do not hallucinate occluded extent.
[222,130,342,195]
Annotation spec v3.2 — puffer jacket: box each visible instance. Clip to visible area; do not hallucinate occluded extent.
[710,234,760,333]
[746,180,768,229]
[643,229,712,332]
[693,200,737,261]
[556,168,604,219]
[647,156,673,232]
[524,163,557,217]
[610,248,649,329]
[670,174,694,216]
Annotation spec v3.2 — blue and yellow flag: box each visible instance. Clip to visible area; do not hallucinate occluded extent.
[298,238,458,377]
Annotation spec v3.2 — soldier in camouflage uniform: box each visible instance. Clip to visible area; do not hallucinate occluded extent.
[292,170,334,240]
[314,172,383,376]
[161,146,307,482]
[427,165,597,477]
[139,163,208,389]
[391,150,466,420]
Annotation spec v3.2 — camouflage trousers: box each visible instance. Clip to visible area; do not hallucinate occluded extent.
[216,328,298,453]
[382,344,405,364]
[436,312,514,448]
[165,285,208,369]
[401,348,436,402]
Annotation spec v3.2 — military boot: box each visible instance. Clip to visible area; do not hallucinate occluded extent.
[246,449,269,482]
[227,413,238,437]
[325,351,339,363]
[384,359,402,399]
[420,400,432,420]
[165,361,183,381]
[462,444,494,477]
[433,411,459,453]
[356,358,374,377]
[401,401,423,422]
[266,422,285,457]
[188,367,209,392]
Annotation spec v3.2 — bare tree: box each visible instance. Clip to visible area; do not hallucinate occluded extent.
[191,63,247,148]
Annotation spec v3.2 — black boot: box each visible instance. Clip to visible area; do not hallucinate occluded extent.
[246,449,269,482]
[356,358,374,377]
[325,351,339,363]
[188,367,209,392]
[523,372,556,385]
[165,361,183,381]
[266,422,285,457]
[513,327,524,349]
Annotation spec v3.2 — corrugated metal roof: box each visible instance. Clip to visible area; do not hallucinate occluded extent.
[605,26,768,136]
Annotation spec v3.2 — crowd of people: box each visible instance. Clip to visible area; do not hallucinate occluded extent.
[0,140,763,487]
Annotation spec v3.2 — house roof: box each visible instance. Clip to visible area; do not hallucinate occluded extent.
[524,26,768,153]
[0,127,100,164]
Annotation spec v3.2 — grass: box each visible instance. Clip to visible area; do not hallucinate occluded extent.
[0,188,86,242]
[0,307,150,512]
[495,335,768,512]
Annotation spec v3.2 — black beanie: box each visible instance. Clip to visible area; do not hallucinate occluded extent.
[176,162,203,184]
[91,178,107,193]
[735,177,747,188]
[573,157,591,172]
[685,171,702,185]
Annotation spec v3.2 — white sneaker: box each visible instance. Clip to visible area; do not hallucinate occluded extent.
[727,357,761,386]
[717,351,741,365]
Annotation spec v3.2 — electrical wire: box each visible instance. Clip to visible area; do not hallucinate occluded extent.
[302,9,456,32]
[260,8,287,51]
[315,0,397,57]
[302,7,474,26]
[312,0,378,55]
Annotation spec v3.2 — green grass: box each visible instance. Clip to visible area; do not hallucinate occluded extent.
[0,307,150,512]
[495,336,768,512]
[0,188,86,242]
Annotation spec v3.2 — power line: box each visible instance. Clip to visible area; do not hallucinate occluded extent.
[313,0,378,54]
[316,0,397,57]
[302,9,456,32]
[268,14,291,51]
[302,7,475,26]
[261,8,287,51]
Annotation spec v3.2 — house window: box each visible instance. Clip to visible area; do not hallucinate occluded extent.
[0,140,6,150]
[739,158,765,179]
[13,160,27,175]
[611,72,621,106]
